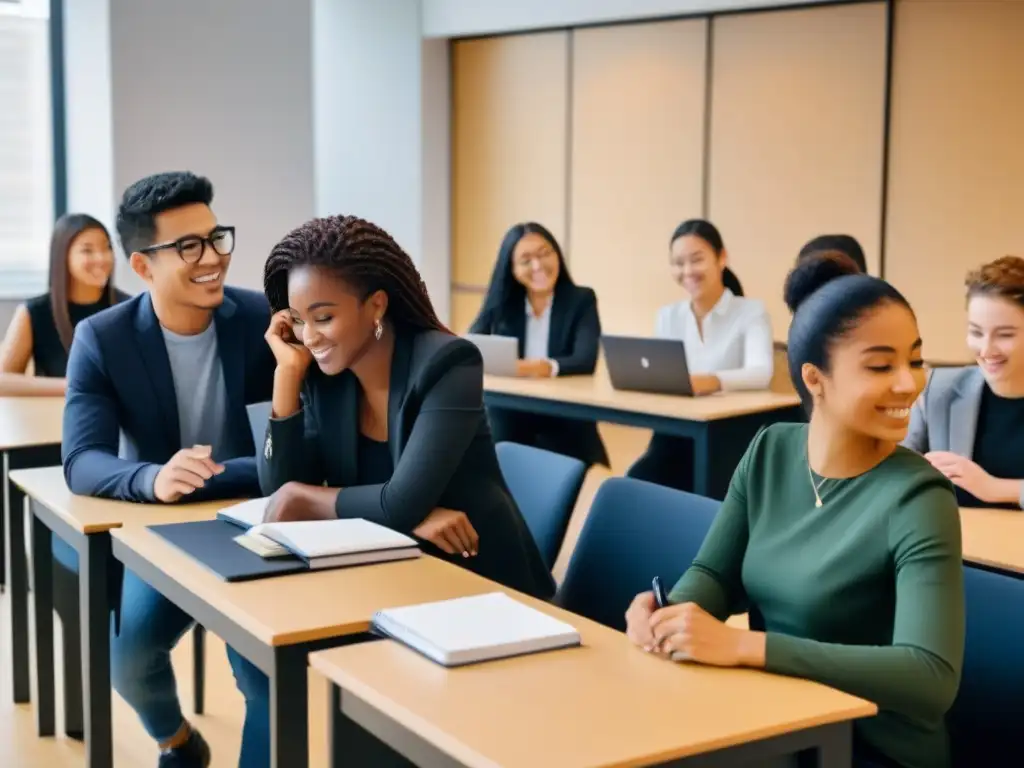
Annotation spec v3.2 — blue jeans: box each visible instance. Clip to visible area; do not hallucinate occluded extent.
[53,539,269,766]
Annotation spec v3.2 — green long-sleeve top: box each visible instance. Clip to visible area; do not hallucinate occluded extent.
[669,423,965,768]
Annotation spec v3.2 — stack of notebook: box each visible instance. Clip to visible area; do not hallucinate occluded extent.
[217,498,421,570]
[371,592,582,667]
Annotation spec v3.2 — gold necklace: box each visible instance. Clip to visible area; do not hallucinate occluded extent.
[806,460,829,508]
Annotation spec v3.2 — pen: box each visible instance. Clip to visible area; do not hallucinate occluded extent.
[652,575,669,609]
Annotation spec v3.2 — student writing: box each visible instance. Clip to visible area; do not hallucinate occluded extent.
[627,219,773,491]
[469,222,609,467]
[60,172,276,768]
[626,255,964,768]
[0,213,127,396]
[904,255,1024,508]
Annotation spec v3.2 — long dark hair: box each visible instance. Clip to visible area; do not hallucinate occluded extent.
[264,215,447,332]
[478,222,576,317]
[670,219,744,296]
[49,214,117,351]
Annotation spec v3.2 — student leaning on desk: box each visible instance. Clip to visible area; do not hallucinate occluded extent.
[627,219,773,491]
[0,213,128,396]
[903,256,1024,509]
[468,221,609,468]
[626,254,964,768]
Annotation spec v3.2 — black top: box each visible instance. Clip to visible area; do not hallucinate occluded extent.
[961,385,1024,507]
[258,329,555,600]
[356,433,394,486]
[25,289,128,377]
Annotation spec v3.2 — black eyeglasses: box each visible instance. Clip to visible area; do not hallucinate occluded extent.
[139,226,235,264]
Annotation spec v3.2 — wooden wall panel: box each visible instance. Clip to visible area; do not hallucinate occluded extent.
[450,288,485,334]
[569,19,708,336]
[708,2,887,339]
[885,0,1024,363]
[451,32,570,292]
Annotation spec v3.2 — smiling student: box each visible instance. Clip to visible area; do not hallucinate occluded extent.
[626,254,964,768]
[904,256,1024,508]
[60,171,276,768]
[0,214,127,395]
[469,222,608,467]
[627,219,773,491]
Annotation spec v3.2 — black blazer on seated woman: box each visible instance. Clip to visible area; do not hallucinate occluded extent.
[470,283,609,467]
[257,328,555,600]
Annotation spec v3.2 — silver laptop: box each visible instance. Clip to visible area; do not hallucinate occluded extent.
[601,335,694,396]
[463,334,519,377]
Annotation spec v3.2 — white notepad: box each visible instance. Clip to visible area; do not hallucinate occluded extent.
[371,592,581,667]
[242,518,421,570]
[217,497,269,529]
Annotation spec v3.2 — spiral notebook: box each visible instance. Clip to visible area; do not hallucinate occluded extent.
[371,592,581,667]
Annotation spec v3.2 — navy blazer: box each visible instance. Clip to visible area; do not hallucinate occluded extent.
[469,284,601,376]
[258,329,556,600]
[62,287,276,502]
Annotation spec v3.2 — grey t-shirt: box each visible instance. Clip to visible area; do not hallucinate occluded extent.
[136,321,247,498]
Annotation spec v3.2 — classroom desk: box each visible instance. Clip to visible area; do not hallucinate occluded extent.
[109,526,506,768]
[11,466,228,768]
[483,374,802,499]
[0,396,63,706]
[310,596,875,768]
[960,506,1024,576]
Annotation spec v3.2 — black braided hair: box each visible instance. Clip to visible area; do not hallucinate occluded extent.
[263,215,448,333]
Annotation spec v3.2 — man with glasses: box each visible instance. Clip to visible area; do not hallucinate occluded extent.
[61,171,275,767]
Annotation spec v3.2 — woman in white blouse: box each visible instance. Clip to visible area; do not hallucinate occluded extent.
[627,219,774,490]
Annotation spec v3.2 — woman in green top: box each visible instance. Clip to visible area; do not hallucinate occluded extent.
[625,253,965,768]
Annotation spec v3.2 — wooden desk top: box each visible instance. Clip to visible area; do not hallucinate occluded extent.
[110,524,504,646]
[310,602,874,768]
[0,396,63,451]
[483,373,800,422]
[960,506,1024,575]
[9,465,231,534]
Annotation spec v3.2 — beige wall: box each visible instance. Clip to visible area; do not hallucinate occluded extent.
[884,0,1024,363]
[708,2,886,338]
[569,19,708,336]
[451,0,1024,357]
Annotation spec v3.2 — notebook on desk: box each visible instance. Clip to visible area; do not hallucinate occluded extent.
[371,592,581,667]
[152,504,421,581]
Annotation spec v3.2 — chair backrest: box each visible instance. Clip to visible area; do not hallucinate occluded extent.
[496,442,587,570]
[247,401,272,450]
[557,477,719,630]
[949,565,1024,767]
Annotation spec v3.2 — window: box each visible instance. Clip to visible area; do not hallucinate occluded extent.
[0,0,54,299]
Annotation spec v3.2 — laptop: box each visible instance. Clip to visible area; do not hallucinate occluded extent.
[463,334,519,377]
[601,335,694,396]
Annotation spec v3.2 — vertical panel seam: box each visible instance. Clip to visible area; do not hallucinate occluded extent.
[701,16,715,219]
[878,0,896,279]
[564,29,574,263]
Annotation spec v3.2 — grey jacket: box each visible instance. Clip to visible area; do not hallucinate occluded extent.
[903,365,1024,507]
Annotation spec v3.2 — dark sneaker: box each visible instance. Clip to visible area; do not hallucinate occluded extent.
[157,729,211,768]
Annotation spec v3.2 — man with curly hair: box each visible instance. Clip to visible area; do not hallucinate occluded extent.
[60,171,276,767]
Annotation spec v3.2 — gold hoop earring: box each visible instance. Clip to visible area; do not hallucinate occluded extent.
[374,319,383,341]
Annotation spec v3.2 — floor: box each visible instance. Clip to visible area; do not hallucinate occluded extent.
[0,424,651,767]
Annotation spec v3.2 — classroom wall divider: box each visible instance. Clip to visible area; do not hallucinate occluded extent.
[450,0,1024,363]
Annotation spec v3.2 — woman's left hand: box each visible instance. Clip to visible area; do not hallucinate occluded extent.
[263,481,339,523]
[925,451,1001,502]
[690,374,722,397]
[649,602,764,668]
[516,359,554,378]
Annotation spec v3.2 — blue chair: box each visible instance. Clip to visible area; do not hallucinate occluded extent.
[557,477,719,630]
[948,565,1024,767]
[496,442,587,570]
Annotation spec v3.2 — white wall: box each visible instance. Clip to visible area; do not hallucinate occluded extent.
[313,0,450,322]
[108,0,316,292]
[422,0,832,37]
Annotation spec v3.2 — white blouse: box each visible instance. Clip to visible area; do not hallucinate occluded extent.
[654,289,773,391]
[523,297,559,377]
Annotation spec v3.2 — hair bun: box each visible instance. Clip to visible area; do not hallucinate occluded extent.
[784,251,861,313]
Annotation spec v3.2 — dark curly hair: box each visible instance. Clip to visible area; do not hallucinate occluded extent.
[116,171,214,256]
[966,256,1024,309]
[263,215,447,333]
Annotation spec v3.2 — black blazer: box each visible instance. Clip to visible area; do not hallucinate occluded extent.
[470,284,609,466]
[258,329,555,600]
[469,284,600,376]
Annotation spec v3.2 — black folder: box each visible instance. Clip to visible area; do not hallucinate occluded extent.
[149,519,308,582]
